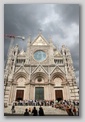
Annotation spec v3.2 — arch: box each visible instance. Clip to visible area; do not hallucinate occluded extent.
[17,77,26,86]
[51,72,66,82]
[13,72,28,83]
[53,77,62,87]
[31,72,48,83]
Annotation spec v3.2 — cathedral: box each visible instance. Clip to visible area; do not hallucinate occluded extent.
[4,33,79,105]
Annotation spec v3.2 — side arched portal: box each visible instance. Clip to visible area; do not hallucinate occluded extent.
[9,72,29,103]
[51,72,70,101]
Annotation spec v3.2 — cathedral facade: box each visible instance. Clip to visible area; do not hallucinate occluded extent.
[4,34,79,105]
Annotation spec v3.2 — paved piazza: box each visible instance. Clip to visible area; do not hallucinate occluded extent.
[4,105,68,116]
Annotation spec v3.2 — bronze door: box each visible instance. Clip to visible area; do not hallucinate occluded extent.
[55,90,63,101]
[16,90,24,101]
[35,87,44,100]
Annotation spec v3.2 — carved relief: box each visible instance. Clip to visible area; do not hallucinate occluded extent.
[17,77,26,86]
[53,77,62,87]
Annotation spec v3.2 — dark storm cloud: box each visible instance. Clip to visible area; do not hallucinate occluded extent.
[4,4,55,62]
[4,4,45,62]
[54,4,79,25]
[42,22,67,39]
[4,4,43,36]
[4,4,54,51]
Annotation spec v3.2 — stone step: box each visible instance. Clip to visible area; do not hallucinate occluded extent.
[4,105,67,115]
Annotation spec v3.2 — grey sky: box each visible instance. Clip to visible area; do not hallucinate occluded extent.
[4,4,79,86]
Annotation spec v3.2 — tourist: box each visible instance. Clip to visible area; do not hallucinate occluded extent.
[11,104,15,114]
[39,106,44,116]
[66,106,73,116]
[29,107,32,115]
[32,107,38,116]
[73,106,76,116]
[77,107,79,116]
[24,108,29,116]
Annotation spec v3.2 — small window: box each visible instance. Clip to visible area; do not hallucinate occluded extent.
[14,51,16,55]
[64,51,66,55]
[37,77,42,82]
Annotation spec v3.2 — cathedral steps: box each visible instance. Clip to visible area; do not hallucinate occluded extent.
[4,105,68,116]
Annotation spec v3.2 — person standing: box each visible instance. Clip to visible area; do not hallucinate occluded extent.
[77,107,79,116]
[73,106,76,116]
[66,106,73,116]
[24,108,29,116]
[32,107,38,116]
[28,107,31,115]
[11,104,15,114]
[39,106,44,116]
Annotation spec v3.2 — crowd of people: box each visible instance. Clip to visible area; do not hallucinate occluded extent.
[54,100,79,116]
[13,99,54,106]
[11,99,79,116]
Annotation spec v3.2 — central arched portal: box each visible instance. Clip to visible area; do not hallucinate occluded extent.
[31,72,48,100]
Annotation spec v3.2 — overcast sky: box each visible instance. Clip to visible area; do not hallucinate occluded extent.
[4,4,79,86]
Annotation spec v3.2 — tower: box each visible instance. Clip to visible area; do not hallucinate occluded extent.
[61,45,79,100]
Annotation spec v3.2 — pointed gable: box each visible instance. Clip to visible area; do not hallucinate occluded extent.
[50,65,66,75]
[32,34,49,46]
[18,49,25,56]
[14,64,29,75]
[54,50,62,57]
[32,65,48,75]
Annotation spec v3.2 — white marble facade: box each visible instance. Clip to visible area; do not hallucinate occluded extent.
[4,34,79,105]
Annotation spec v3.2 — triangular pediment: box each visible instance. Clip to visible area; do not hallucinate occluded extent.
[18,49,26,56]
[50,65,65,75]
[14,64,29,75]
[32,65,48,74]
[32,34,49,46]
[54,50,62,57]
